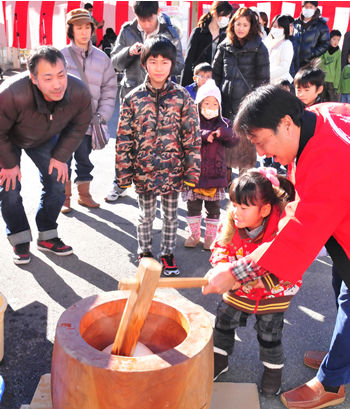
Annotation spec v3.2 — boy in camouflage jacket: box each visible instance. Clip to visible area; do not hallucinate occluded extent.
[115,35,201,275]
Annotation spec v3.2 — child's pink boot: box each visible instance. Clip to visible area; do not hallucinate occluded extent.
[203,218,219,250]
[184,216,201,247]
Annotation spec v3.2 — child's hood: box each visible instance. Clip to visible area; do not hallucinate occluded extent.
[195,79,231,127]
[195,79,222,108]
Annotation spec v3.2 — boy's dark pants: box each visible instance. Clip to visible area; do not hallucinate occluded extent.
[214,300,285,365]
[323,82,339,102]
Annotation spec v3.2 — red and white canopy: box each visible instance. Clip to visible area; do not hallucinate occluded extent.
[0,1,349,50]
[0,1,130,49]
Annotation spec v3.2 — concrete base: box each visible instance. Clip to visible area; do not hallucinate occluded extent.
[211,382,260,409]
[21,374,260,409]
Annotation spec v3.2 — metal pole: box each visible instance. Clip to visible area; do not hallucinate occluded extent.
[42,12,46,45]
[191,2,198,32]
[15,13,20,50]
[12,12,20,69]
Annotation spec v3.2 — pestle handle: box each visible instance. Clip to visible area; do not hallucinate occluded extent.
[118,277,208,291]
[111,258,162,357]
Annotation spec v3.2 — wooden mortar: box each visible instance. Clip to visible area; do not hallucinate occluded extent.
[51,291,213,409]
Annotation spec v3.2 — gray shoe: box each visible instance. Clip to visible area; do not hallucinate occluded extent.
[104,184,127,202]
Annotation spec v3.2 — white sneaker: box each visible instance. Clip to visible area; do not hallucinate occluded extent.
[104,184,128,202]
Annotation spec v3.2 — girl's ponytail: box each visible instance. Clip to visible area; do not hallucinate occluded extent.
[274,175,295,210]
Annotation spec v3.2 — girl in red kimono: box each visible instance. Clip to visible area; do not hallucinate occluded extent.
[211,167,302,396]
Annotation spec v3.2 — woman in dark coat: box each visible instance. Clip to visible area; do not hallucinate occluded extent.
[293,1,330,72]
[181,1,234,87]
[212,7,270,170]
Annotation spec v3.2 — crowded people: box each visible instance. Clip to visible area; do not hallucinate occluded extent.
[2,3,350,407]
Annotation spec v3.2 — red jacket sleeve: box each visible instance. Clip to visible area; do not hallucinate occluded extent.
[250,110,350,283]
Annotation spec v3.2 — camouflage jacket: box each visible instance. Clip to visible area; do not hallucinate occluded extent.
[116,77,201,195]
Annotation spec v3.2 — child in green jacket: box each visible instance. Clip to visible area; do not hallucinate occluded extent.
[320,29,342,101]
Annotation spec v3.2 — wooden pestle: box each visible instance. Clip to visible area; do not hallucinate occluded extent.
[118,277,208,291]
[111,258,162,356]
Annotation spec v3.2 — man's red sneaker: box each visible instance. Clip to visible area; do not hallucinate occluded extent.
[13,242,31,265]
[37,238,73,255]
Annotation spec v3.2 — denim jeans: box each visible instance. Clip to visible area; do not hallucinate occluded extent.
[67,134,93,183]
[340,94,350,103]
[0,135,65,245]
[317,280,350,386]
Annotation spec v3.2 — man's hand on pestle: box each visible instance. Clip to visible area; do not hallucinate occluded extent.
[202,263,240,295]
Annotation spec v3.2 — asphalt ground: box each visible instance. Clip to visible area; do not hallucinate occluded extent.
[0,78,348,409]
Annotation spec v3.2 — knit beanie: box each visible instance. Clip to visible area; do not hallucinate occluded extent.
[195,79,222,106]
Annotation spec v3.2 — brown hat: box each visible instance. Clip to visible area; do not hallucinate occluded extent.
[66,8,92,25]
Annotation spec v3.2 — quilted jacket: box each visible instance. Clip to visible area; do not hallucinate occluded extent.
[61,41,117,126]
[116,77,201,195]
[293,9,330,70]
[212,36,270,120]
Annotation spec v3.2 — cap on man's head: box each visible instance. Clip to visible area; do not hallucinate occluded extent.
[84,3,93,10]
[66,8,92,25]
[302,1,318,7]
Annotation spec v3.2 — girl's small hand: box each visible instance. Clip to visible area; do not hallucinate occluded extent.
[231,281,241,291]
[202,263,238,295]
[213,128,221,137]
[207,133,214,143]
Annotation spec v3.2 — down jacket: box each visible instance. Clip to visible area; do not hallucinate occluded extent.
[212,36,269,168]
[111,15,184,100]
[213,37,270,121]
[212,36,270,120]
[116,77,201,195]
[61,41,117,128]
[293,9,330,70]
[0,72,91,169]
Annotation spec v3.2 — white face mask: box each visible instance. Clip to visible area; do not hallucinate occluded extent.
[217,16,230,29]
[270,27,285,40]
[302,8,315,19]
[201,108,219,120]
